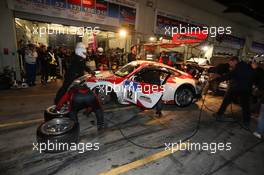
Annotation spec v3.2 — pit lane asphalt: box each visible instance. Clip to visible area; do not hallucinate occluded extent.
[0,81,263,175]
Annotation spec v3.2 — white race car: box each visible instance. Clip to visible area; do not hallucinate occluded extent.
[75,61,201,108]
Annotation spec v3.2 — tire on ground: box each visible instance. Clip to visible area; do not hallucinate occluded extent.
[36,118,80,153]
[44,105,69,122]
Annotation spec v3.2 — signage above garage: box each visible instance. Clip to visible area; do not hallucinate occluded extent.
[7,0,137,29]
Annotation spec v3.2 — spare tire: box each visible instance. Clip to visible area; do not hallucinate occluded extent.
[44,105,69,122]
[36,118,80,153]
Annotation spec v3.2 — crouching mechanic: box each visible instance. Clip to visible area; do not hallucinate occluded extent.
[55,83,106,132]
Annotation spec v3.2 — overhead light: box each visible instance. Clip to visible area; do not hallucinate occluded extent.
[15,20,22,27]
[149,37,156,42]
[119,29,127,37]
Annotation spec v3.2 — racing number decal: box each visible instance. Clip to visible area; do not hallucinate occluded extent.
[127,89,133,100]
[123,80,138,103]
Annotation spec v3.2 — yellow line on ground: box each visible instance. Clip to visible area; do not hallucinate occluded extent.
[98,143,187,175]
[0,93,55,99]
[0,118,43,128]
[0,106,135,128]
[104,106,135,112]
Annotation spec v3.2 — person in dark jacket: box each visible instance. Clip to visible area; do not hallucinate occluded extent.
[38,45,49,85]
[212,57,254,128]
[127,45,136,63]
[251,60,264,138]
[54,42,91,104]
[208,63,230,94]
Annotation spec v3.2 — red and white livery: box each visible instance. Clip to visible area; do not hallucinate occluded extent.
[76,61,201,108]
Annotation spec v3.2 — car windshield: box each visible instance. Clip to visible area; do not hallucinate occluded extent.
[114,62,140,77]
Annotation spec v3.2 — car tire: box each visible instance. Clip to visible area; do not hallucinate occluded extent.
[36,118,80,153]
[174,86,194,107]
[44,105,69,122]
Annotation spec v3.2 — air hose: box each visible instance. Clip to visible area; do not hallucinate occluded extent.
[104,91,207,150]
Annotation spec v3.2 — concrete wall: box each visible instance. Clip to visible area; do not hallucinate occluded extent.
[0,0,19,75]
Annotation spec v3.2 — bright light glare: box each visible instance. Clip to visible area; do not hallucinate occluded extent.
[149,37,155,41]
[202,46,209,51]
[119,29,127,37]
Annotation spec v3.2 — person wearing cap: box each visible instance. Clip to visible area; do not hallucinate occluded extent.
[54,42,91,104]
[55,83,105,132]
[96,47,109,70]
[212,57,254,128]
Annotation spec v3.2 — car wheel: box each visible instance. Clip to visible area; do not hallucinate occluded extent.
[175,86,194,107]
[44,105,69,122]
[36,118,80,153]
[93,85,112,105]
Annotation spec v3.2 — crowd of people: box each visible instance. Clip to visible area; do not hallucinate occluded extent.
[18,42,73,86]
[18,42,124,87]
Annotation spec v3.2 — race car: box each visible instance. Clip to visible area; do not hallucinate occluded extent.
[73,60,202,108]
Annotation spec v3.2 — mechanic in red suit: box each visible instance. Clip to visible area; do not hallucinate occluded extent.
[158,51,172,66]
[55,83,105,132]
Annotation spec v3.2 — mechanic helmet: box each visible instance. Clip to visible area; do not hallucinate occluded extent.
[97,47,104,55]
[75,42,87,58]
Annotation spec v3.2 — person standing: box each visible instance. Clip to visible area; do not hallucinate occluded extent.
[38,45,49,85]
[54,42,91,104]
[127,45,136,63]
[96,47,109,70]
[56,47,66,78]
[25,44,38,86]
[251,60,264,138]
[159,51,172,66]
[212,57,254,128]
[47,47,57,81]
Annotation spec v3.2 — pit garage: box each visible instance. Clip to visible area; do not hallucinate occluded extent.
[1,0,264,175]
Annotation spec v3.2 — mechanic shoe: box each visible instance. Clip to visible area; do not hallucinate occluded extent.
[97,126,107,134]
[83,111,92,118]
[253,132,262,139]
[90,120,95,125]
[155,111,162,118]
